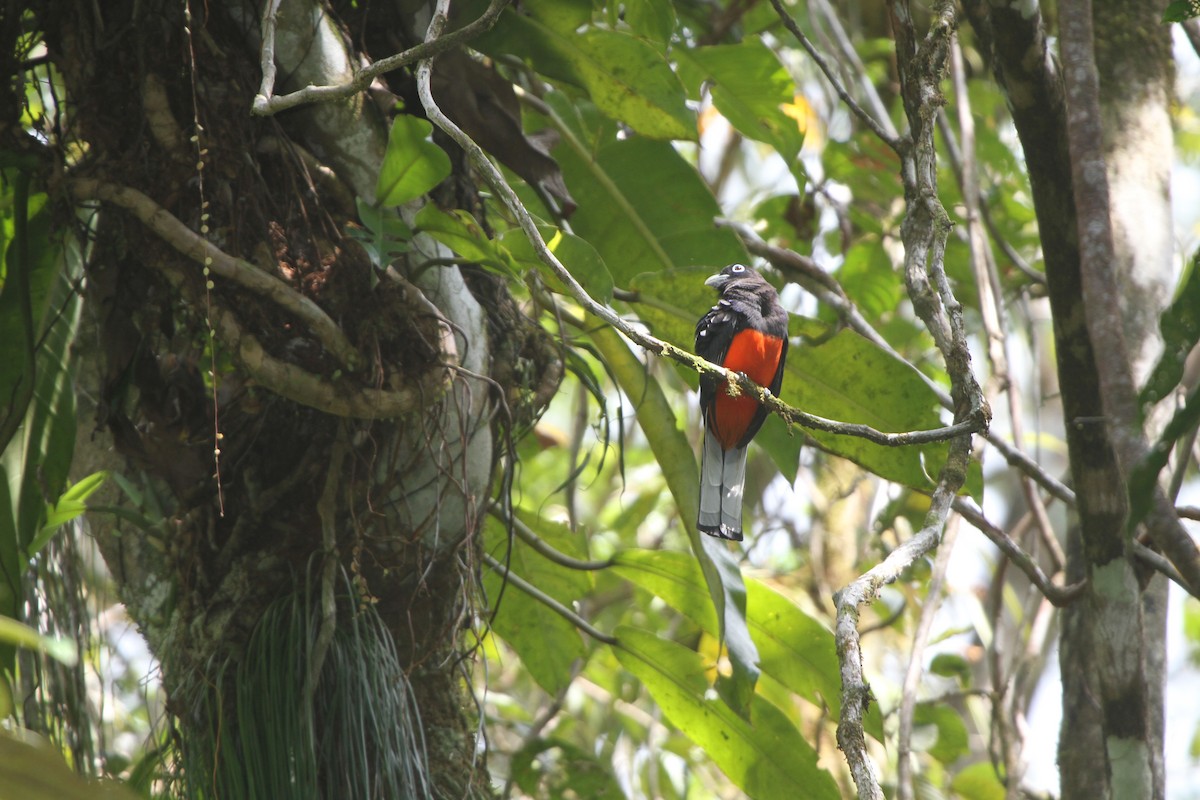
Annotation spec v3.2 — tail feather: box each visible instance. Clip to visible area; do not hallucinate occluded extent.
[698,429,747,541]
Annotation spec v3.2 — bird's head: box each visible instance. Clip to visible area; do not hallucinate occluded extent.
[705,263,761,291]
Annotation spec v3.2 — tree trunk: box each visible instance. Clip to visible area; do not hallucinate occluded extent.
[43,0,554,795]
[965,1,1172,796]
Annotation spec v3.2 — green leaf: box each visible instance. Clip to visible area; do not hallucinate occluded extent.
[0,615,77,666]
[1139,249,1200,407]
[483,516,589,695]
[613,548,884,740]
[413,205,513,275]
[571,30,694,140]
[28,470,108,559]
[500,224,614,302]
[678,42,805,167]
[0,187,53,382]
[929,652,973,686]
[614,626,839,800]
[551,129,747,284]
[785,329,962,493]
[622,0,677,49]
[352,198,413,274]
[0,238,80,649]
[478,2,692,140]
[375,115,452,206]
[1164,0,1200,22]
[950,761,1007,800]
[510,738,623,800]
[590,328,760,714]
[914,702,969,764]
[0,732,139,800]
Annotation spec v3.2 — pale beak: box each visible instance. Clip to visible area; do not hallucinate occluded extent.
[705,273,729,288]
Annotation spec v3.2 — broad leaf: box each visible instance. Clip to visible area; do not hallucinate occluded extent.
[614,625,839,800]
[483,515,590,695]
[413,205,513,275]
[950,762,1007,800]
[613,548,883,738]
[478,2,693,140]
[678,42,805,167]
[589,327,760,713]
[500,224,614,302]
[550,126,747,284]
[375,115,451,207]
[0,616,77,666]
[914,702,970,764]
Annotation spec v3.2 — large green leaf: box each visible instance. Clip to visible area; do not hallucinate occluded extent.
[677,42,805,167]
[500,224,614,303]
[550,120,747,284]
[613,548,883,738]
[413,205,513,275]
[614,625,839,800]
[914,702,970,764]
[0,732,138,800]
[784,329,950,491]
[483,515,591,695]
[375,115,452,207]
[950,761,1007,800]
[477,1,693,140]
[589,327,760,714]
[0,615,77,666]
[0,224,77,636]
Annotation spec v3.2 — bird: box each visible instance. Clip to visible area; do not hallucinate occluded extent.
[695,264,789,541]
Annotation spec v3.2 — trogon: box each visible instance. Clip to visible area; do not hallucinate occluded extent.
[695,264,789,541]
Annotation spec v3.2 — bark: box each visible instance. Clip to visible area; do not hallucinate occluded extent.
[1090,1,1174,792]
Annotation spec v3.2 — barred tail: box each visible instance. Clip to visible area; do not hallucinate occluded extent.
[698,429,747,541]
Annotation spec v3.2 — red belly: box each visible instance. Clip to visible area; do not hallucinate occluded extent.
[711,330,783,449]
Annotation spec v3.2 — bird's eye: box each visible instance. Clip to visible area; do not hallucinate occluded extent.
[730,264,745,273]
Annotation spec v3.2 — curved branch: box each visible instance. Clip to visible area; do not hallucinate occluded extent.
[71,179,452,418]
[953,498,1084,607]
[489,505,613,571]
[207,299,448,418]
[70,178,364,372]
[413,10,986,450]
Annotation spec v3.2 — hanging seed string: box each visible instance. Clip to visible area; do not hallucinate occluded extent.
[183,0,225,516]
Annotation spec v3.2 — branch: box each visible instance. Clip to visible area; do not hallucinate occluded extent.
[251,0,510,115]
[70,179,363,371]
[953,498,1084,606]
[482,552,617,645]
[834,437,969,800]
[834,5,983,797]
[896,515,959,800]
[721,218,1074,505]
[489,504,613,571]
[71,179,451,418]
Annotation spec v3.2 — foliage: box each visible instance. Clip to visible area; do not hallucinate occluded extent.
[4,0,1200,799]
